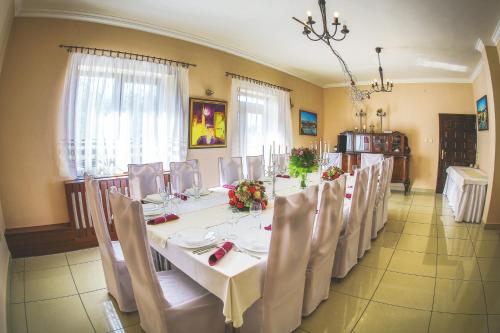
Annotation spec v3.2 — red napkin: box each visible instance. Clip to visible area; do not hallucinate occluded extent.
[147,214,179,225]
[345,193,352,199]
[223,184,236,190]
[280,175,291,178]
[350,171,354,176]
[208,242,233,266]
[348,185,353,188]
[264,224,272,231]
[174,193,188,201]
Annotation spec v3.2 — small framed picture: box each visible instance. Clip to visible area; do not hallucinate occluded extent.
[476,95,488,131]
[189,98,227,149]
[299,110,318,136]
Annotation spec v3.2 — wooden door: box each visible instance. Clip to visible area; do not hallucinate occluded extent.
[436,114,477,193]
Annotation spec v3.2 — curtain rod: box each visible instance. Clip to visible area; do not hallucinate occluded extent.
[225,72,292,92]
[59,44,197,68]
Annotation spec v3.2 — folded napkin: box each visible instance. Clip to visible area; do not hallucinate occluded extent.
[264,224,272,231]
[345,193,352,199]
[276,174,291,178]
[350,171,355,176]
[348,185,353,188]
[223,184,236,190]
[147,214,179,225]
[208,242,233,266]
[174,193,188,201]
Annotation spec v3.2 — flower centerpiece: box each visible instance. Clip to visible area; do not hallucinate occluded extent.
[228,180,268,211]
[288,147,319,189]
[322,166,345,181]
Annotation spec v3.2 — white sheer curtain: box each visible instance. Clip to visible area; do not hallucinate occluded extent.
[59,52,189,178]
[230,78,292,163]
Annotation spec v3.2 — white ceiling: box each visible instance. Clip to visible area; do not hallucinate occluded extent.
[16,0,500,87]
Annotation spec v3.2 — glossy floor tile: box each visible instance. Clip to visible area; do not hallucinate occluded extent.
[8,190,500,333]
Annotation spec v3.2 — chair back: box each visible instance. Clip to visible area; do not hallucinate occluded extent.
[325,152,342,169]
[128,162,164,200]
[262,185,319,333]
[109,190,168,333]
[246,155,264,180]
[345,167,370,237]
[303,176,346,316]
[360,153,384,169]
[85,174,115,264]
[170,160,200,193]
[358,164,381,258]
[218,157,243,186]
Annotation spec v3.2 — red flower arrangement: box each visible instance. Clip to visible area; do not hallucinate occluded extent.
[322,166,345,181]
[228,180,268,211]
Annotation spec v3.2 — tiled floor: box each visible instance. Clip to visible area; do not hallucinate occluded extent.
[7,191,500,332]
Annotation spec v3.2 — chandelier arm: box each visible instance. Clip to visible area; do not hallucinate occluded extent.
[332,33,347,42]
[306,34,324,42]
[326,24,339,40]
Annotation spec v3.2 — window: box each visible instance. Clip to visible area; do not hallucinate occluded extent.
[230,79,292,163]
[60,53,189,177]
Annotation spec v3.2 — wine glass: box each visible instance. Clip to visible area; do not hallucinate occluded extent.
[225,216,240,239]
[158,186,170,216]
[250,200,263,230]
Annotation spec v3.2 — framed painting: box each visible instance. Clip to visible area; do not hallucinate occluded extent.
[476,95,488,131]
[189,98,227,149]
[299,110,318,136]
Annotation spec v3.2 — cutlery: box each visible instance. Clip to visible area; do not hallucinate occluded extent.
[233,245,261,259]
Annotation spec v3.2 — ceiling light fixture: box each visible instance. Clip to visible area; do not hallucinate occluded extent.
[371,47,393,93]
[293,0,370,101]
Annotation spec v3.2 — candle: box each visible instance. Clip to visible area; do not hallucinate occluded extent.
[333,11,339,24]
[269,145,272,168]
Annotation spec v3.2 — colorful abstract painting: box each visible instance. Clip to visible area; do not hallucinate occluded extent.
[189,98,227,148]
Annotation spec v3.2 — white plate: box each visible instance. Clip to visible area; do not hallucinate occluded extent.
[171,228,217,248]
[185,188,211,196]
[237,230,271,253]
[142,204,164,217]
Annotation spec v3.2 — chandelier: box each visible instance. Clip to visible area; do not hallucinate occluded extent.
[293,0,370,101]
[371,47,393,93]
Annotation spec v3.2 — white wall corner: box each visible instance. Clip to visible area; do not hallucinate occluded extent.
[475,38,485,53]
[492,19,500,45]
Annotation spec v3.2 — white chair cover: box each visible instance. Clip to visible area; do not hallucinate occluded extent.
[382,157,394,225]
[303,176,346,316]
[170,160,200,194]
[84,175,136,312]
[128,162,164,200]
[372,158,391,238]
[360,153,384,169]
[109,190,225,333]
[246,155,264,180]
[242,186,319,333]
[218,157,243,186]
[357,164,380,258]
[332,167,370,278]
[274,154,289,174]
[324,152,342,169]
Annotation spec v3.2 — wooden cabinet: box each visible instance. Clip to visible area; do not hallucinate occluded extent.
[339,131,411,194]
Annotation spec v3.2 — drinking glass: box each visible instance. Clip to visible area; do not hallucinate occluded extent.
[193,171,202,200]
[225,216,240,239]
[158,186,170,216]
[250,200,263,230]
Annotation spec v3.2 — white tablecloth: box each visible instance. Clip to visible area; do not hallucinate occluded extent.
[443,166,488,223]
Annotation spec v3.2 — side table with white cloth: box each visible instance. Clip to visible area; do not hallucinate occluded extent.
[443,166,488,223]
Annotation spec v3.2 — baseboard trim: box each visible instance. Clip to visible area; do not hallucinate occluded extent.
[484,224,500,230]
[5,223,103,258]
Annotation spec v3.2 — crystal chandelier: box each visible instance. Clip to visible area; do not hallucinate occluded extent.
[371,47,394,93]
[293,0,370,101]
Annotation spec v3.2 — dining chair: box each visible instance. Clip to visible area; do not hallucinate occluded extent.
[372,158,390,238]
[242,185,319,333]
[332,166,369,278]
[218,157,243,186]
[128,162,165,200]
[382,157,395,225]
[170,159,200,193]
[357,163,380,258]
[360,153,384,169]
[84,175,137,312]
[324,152,342,169]
[246,155,264,180]
[302,176,346,316]
[109,189,226,333]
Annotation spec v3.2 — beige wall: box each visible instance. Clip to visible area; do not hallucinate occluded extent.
[0,0,14,331]
[323,83,474,190]
[0,18,324,229]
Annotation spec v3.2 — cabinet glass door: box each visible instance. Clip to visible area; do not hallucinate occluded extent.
[373,135,388,153]
[354,134,371,152]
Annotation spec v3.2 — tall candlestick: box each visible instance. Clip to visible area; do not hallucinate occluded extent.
[269,145,272,168]
[278,145,281,155]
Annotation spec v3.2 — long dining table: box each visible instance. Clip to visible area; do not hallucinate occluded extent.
[145,174,353,328]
